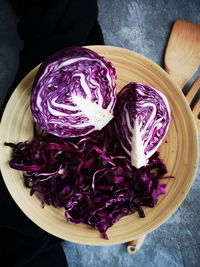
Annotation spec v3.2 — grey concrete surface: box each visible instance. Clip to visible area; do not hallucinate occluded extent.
[63,1,200,266]
[0,0,199,266]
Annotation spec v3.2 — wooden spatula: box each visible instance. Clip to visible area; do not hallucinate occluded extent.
[164,20,200,89]
[164,19,200,133]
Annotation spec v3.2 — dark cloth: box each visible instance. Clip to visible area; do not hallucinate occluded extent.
[11,0,104,87]
[0,0,104,266]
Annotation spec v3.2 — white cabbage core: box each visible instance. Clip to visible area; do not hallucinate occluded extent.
[131,120,148,168]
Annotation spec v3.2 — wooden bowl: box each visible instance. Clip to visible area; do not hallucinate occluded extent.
[0,46,198,245]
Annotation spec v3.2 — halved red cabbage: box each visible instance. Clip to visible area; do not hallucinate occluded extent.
[114,83,171,169]
[5,122,171,239]
[31,46,116,138]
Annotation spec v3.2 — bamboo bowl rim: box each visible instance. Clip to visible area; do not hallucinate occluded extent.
[0,45,198,245]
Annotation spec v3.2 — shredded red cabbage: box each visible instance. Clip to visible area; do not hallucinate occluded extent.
[5,122,171,239]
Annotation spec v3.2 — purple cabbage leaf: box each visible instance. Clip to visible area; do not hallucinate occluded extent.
[31,46,117,138]
[114,83,171,169]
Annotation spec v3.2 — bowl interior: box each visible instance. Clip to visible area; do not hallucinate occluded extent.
[0,45,198,245]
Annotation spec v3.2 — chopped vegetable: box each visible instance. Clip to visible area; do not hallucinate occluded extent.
[5,122,170,239]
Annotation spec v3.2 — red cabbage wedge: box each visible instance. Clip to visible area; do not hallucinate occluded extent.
[31,46,116,138]
[114,83,171,169]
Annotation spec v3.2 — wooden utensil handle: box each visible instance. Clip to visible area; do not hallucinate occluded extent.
[127,235,146,254]
[164,71,187,90]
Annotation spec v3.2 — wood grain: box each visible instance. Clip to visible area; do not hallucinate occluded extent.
[0,46,198,245]
[127,235,146,254]
[186,76,200,134]
[164,20,200,89]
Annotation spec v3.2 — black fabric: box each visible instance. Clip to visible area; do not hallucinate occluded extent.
[11,0,104,88]
[0,0,104,266]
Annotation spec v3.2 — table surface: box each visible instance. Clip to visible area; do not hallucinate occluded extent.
[0,0,199,266]
[66,1,200,266]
